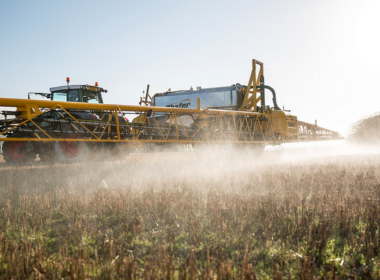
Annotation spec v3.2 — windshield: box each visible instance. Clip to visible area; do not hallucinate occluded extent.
[52,90,79,102]
[83,90,101,103]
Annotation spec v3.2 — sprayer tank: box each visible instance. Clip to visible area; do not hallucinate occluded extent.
[151,86,244,110]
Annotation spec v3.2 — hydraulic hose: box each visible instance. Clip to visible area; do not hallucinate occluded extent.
[256,85,282,111]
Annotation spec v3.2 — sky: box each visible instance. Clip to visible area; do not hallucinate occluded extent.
[1,0,379,136]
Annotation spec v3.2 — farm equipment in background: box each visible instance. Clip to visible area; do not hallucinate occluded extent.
[0,59,339,163]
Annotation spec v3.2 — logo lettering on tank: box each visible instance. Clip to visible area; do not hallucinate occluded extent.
[166,99,191,108]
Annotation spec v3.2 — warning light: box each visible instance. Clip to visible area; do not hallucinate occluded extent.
[95,82,98,86]
[66,77,70,82]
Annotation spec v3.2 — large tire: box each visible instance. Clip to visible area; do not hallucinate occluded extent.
[3,141,36,163]
[54,136,89,163]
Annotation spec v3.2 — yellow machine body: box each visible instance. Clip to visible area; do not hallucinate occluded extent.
[0,59,339,162]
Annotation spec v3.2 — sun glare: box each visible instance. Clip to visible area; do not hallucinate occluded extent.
[355,0,380,64]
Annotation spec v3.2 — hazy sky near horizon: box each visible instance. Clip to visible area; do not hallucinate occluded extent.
[1,0,379,136]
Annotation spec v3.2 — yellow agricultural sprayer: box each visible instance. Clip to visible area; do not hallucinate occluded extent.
[0,59,339,163]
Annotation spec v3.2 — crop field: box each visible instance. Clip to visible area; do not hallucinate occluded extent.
[0,144,379,279]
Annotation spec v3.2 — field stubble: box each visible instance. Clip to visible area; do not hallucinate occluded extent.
[0,145,380,279]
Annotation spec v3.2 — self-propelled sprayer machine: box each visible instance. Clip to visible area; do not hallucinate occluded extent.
[0,59,339,163]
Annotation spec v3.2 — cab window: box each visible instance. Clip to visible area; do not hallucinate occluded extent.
[82,90,101,103]
[52,91,67,101]
[68,90,79,102]
[52,90,80,102]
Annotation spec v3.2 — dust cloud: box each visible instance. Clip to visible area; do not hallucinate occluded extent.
[1,112,380,195]
[1,108,380,194]
[1,138,379,200]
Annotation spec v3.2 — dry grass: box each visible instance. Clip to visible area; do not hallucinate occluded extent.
[0,152,380,279]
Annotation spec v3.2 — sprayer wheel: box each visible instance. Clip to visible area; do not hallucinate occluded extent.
[2,141,36,163]
[54,135,89,163]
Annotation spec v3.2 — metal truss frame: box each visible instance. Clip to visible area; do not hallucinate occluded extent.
[0,98,278,144]
[297,121,339,141]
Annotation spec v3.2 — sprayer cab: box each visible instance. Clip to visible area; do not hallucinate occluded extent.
[49,84,106,104]
[28,79,107,104]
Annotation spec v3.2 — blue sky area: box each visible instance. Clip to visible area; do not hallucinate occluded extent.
[1,0,379,135]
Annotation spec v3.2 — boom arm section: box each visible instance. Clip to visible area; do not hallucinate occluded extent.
[0,97,339,146]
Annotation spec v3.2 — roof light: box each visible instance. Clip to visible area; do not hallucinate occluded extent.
[95,82,98,86]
